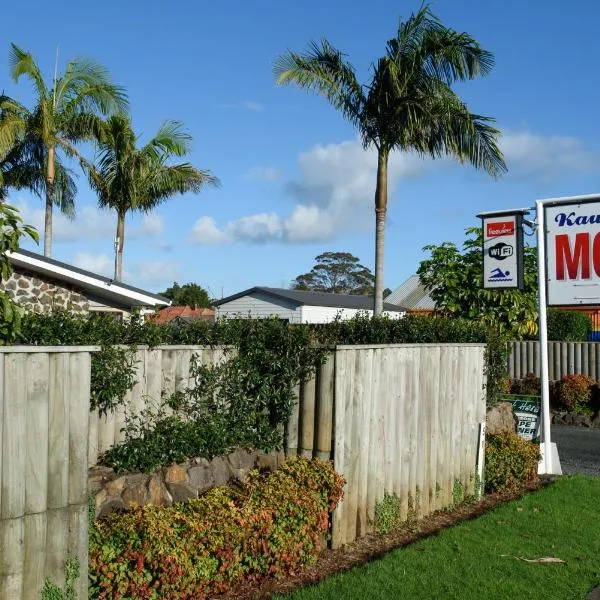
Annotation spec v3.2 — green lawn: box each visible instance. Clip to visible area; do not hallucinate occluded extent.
[278,476,600,600]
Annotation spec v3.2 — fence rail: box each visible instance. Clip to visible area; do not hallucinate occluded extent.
[508,341,600,380]
[0,348,93,600]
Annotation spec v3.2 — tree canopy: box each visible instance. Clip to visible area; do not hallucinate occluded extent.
[417,227,538,338]
[162,282,213,308]
[292,252,378,295]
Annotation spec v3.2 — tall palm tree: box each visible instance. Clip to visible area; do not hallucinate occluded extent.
[86,114,219,281]
[6,44,128,256]
[0,94,76,206]
[274,5,507,315]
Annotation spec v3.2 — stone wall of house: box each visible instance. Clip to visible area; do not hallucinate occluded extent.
[2,267,89,314]
[89,448,286,519]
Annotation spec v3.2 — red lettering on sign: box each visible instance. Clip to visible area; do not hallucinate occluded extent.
[555,233,590,280]
[487,221,515,237]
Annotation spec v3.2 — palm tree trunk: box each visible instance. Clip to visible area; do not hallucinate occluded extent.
[373,148,388,316]
[44,144,56,257]
[115,211,125,282]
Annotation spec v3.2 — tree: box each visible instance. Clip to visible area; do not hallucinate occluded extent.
[292,251,375,295]
[274,4,506,316]
[162,282,213,308]
[417,227,538,338]
[4,44,127,256]
[85,115,218,281]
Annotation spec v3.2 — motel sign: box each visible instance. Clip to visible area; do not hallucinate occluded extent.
[546,200,600,305]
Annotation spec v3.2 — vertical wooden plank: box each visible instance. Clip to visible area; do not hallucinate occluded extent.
[130,349,147,417]
[383,349,396,498]
[366,348,382,532]
[315,355,334,460]
[393,348,405,504]
[439,347,456,509]
[427,347,440,513]
[356,349,373,538]
[547,343,554,381]
[526,342,534,376]
[97,412,115,458]
[112,402,127,446]
[407,347,420,518]
[299,375,316,458]
[88,409,99,467]
[285,385,300,457]
[68,353,90,507]
[175,349,191,394]
[554,342,561,381]
[0,517,24,599]
[415,348,429,517]
[45,508,68,594]
[23,512,47,599]
[590,344,597,381]
[567,342,574,374]
[146,348,162,404]
[2,354,26,519]
[48,354,69,509]
[343,350,361,544]
[576,342,583,375]
[398,347,412,521]
[68,504,88,600]
[514,343,521,379]
[161,348,176,402]
[332,350,348,549]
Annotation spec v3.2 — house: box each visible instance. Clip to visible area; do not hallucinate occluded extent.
[151,305,215,325]
[2,248,170,318]
[215,287,405,323]
[386,274,436,315]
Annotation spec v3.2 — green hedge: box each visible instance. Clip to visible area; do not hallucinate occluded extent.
[546,309,592,341]
[89,458,345,599]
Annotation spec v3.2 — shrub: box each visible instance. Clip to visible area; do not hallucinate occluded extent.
[556,374,596,414]
[485,431,540,493]
[89,458,345,599]
[510,372,541,396]
[375,493,401,534]
[547,309,592,341]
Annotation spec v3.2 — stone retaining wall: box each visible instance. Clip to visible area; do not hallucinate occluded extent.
[89,449,285,519]
[552,411,600,428]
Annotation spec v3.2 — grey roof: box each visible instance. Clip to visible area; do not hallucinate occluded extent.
[215,287,406,312]
[9,248,170,307]
[386,275,436,310]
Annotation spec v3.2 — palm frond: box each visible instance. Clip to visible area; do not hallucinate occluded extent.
[274,39,365,128]
[143,121,192,161]
[9,44,47,98]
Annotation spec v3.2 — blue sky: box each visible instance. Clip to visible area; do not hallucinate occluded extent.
[3,0,600,298]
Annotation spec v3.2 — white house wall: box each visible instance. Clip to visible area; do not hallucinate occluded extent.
[216,291,302,323]
[299,305,404,324]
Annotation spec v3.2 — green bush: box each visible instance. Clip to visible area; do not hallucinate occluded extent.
[89,458,345,599]
[485,431,540,493]
[556,374,596,414]
[547,309,592,341]
[510,373,541,396]
[375,493,401,534]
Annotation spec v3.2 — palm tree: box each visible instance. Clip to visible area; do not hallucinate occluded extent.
[0,94,76,206]
[86,114,218,282]
[6,44,128,256]
[274,5,507,315]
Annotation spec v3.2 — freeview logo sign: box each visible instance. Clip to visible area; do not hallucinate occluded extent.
[481,214,524,290]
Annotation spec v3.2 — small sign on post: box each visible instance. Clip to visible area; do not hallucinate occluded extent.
[500,394,541,441]
[478,211,525,290]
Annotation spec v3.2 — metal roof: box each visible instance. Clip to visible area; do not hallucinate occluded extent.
[215,287,406,312]
[386,275,436,310]
[8,249,170,308]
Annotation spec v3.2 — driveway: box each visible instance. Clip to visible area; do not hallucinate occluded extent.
[552,425,600,476]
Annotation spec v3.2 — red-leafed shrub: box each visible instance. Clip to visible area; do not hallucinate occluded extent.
[557,374,595,414]
[89,457,345,599]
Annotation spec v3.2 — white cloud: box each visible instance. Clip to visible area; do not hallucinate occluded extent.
[130,214,163,238]
[14,200,114,242]
[73,252,114,277]
[190,216,231,245]
[221,101,264,112]
[190,139,426,245]
[500,130,600,181]
[245,167,282,182]
[133,260,179,287]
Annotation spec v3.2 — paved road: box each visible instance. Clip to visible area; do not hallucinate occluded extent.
[552,425,600,476]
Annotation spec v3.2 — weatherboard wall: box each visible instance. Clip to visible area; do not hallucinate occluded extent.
[215,291,302,322]
[299,305,404,323]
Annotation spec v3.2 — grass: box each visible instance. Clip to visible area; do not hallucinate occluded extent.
[277,476,600,600]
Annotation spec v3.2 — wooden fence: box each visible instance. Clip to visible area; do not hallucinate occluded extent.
[508,341,600,380]
[0,347,95,600]
[88,346,227,466]
[284,344,487,548]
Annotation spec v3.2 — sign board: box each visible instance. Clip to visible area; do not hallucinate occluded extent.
[500,394,541,441]
[481,214,524,289]
[545,198,600,305]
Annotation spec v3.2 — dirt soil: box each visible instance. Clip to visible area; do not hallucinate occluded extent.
[217,478,552,600]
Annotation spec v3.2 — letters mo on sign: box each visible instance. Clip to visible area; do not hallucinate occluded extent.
[546,199,600,305]
[480,213,524,290]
